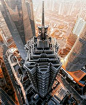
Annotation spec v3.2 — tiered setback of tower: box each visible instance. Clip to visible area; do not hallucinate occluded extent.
[24,36,61,98]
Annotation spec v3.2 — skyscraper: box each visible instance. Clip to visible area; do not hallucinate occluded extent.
[24,2,61,98]
[63,18,86,72]
[24,35,61,97]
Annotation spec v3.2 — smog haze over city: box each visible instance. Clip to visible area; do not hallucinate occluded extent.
[33,0,86,52]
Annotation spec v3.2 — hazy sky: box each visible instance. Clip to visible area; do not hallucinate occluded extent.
[32,0,86,8]
[32,0,85,3]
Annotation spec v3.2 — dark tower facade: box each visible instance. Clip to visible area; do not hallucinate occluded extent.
[24,34,61,98]
[24,1,61,98]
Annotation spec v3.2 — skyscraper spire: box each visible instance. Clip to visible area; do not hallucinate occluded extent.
[42,1,44,26]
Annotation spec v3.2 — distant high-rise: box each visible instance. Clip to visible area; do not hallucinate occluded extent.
[58,0,75,16]
[63,17,86,72]
[73,17,86,36]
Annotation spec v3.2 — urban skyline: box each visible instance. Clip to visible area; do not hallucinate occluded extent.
[0,0,86,105]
